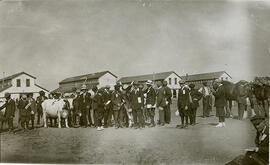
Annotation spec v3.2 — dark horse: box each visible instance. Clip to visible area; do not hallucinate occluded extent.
[251,77,270,118]
[213,80,251,118]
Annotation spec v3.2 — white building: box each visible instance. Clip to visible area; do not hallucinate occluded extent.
[0,72,49,99]
[53,71,118,93]
[180,71,232,88]
[118,71,182,98]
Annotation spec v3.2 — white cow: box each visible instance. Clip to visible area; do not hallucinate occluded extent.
[42,99,70,128]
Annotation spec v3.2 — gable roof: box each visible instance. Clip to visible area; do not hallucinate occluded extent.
[180,71,232,82]
[0,72,36,82]
[59,71,117,84]
[0,84,12,93]
[118,71,181,84]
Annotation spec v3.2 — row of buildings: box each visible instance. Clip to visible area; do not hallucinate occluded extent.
[0,70,232,99]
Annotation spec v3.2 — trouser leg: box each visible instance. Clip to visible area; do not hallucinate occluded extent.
[165,105,171,123]
[193,107,197,124]
[137,108,143,128]
[8,118,13,130]
[113,111,119,127]
[97,109,104,127]
[132,110,138,126]
[82,109,87,127]
[159,109,165,125]
[147,108,155,125]
[104,108,109,127]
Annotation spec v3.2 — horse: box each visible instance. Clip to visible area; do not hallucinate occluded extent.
[251,77,270,118]
[42,99,70,128]
[212,80,252,118]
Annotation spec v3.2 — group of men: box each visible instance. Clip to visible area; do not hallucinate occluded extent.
[70,80,173,131]
[0,77,228,132]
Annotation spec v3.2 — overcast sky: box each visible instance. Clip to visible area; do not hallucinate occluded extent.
[0,0,269,90]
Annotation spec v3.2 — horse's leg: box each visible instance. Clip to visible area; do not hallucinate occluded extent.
[43,111,47,128]
[58,112,61,128]
[65,118,69,128]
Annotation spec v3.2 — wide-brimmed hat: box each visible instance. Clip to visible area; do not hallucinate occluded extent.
[22,94,27,99]
[4,92,10,98]
[179,80,186,84]
[189,84,195,89]
[76,89,81,93]
[146,80,152,85]
[81,84,87,90]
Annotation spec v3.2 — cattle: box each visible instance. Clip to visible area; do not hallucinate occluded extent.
[42,99,70,128]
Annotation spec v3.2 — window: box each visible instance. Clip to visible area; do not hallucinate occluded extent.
[175,78,177,85]
[16,79,21,87]
[169,78,171,85]
[26,79,30,87]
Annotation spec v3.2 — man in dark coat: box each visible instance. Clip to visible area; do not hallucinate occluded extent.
[79,84,91,128]
[0,93,16,132]
[145,80,156,127]
[189,84,203,125]
[163,80,172,124]
[111,84,124,129]
[156,81,166,126]
[177,80,190,128]
[17,94,31,131]
[72,89,81,127]
[212,79,227,127]
[103,85,112,128]
[27,93,37,129]
[130,81,145,129]
[36,91,47,125]
[92,86,104,131]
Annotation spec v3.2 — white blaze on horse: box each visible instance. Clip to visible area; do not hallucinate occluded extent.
[42,99,70,128]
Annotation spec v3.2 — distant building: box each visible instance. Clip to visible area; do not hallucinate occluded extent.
[53,71,117,93]
[118,71,182,98]
[0,72,49,99]
[180,71,232,88]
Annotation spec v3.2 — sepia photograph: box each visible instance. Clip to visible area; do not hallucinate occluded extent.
[0,0,269,164]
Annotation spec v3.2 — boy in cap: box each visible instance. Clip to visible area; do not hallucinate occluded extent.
[145,80,156,127]
[0,93,16,132]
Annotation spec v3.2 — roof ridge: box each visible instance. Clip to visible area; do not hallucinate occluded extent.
[119,71,174,79]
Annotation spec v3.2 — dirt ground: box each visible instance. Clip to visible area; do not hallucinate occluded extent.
[0,100,257,165]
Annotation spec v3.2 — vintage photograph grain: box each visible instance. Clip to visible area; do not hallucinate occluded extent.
[0,0,269,164]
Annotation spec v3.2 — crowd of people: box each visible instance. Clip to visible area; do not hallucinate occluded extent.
[0,78,267,132]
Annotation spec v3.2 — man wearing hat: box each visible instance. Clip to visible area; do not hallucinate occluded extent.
[0,93,16,132]
[17,94,31,131]
[130,81,145,129]
[103,85,112,128]
[27,93,37,129]
[79,84,92,128]
[199,82,212,118]
[212,79,227,127]
[177,80,190,128]
[92,86,105,131]
[36,90,47,125]
[163,80,172,124]
[189,84,202,125]
[72,89,81,127]
[156,81,166,126]
[145,80,156,127]
[111,83,124,128]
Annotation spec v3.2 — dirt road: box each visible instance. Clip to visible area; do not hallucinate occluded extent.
[0,102,257,164]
